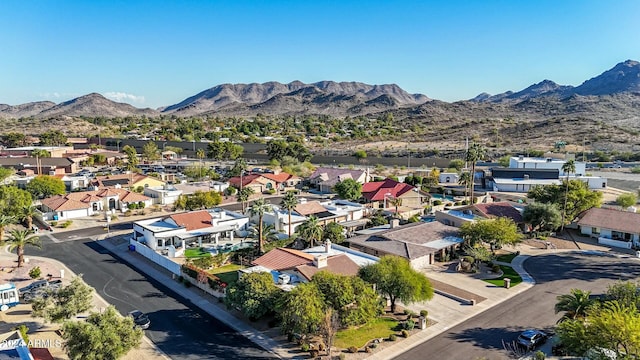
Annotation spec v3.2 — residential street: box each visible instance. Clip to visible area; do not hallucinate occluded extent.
[393,251,640,360]
[25,237,277,360]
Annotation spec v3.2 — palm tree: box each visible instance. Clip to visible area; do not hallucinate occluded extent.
[21,205,38,231]
[465,142,486,204]
[458,172,472,203]
[249,198,272,254]
[196,148,206,179]
[560,159,576,232]
[296,215,323,248]
[31,149,50,176]
[236,187,255,214]
[0,215,16,244]
[388,197,403,218]
[554,288,593,322]
[251,223,279,244]
[280,191,298,238]
[6,229,42,267]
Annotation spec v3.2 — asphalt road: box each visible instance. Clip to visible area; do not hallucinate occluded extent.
[26,237,276,360]
[393,251,640,360]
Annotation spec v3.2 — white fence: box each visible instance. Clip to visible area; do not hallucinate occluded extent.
[129,239,181,275]
[598,237,632,249]
[180,273,225,299]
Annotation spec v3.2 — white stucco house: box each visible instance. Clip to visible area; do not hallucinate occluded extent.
[577,207,640,249]
[144,186,183,205]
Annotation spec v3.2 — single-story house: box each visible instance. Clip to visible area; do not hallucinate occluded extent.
[132,208,249,255]
[40,188,152,220]
[308,167,371,193]
[227,173,277,194]
[263,199,366,234]
[261,172,301,191]
[576,207,640,249]
[90,173,165,190]
[349,221,463,269]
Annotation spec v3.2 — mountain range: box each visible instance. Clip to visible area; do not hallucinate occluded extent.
[1,60,639,124]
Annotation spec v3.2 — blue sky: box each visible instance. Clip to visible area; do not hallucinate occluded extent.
[1,0,639,109]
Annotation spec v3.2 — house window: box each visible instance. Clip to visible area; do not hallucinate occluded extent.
[157,239,163,247]
[611,231,631,241]
[592,227,600,235]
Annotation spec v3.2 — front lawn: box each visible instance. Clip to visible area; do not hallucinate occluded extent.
[208,264,246,285]
[496,252,518,263]
[335,317,398,349]
[484,265,523,287]
[185,248,212,259]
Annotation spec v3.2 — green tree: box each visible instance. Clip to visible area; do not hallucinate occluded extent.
[25,175,66,199]
[527,180,602,227]
[62,306,143,360]
[522,202,562,233]
[560,159,576,232]
[465,142,486,203]
[228,158,247,177]
[322,222,346,244]
[459,217,521,250]
[367,210,388,227]
[31,148,50,176]
[0,215,16,244]
[555,288,594,322]
[6,229,41,267]
[296,215,323,248]
[0,167,14,183]
[31,277,93,323]
[20,205,38,230]
[249,198,272,254]
[122,145,138,171]
[39,130,67,146]
[388,197,402,217]
[333,178,362,201]
[0,186,33,218]
[196,148,206,178]
[236,187,255,214]
[448,159,465,171]
[497,155,511,168]
[181,190,222,210]
[278,282,326,336]
[458,172,472,203]
[280,190,298,239]
[606,281,640,310]
[354,149,367,162]
[142,141,160,162]
[616,193,637,208]
[358,255,433,313]
[224,272,281,321]
[3,132,27,147]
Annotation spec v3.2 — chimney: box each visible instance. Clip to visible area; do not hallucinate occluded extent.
[390,219,400,228]
[325,240,331,253]
[313,255,328,268]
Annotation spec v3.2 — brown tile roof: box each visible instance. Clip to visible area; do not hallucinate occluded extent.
[262,172,298,183]
[252,248,314,271]
[294,201,327,216]
[91,173,149,188]
[168,210,212,231]
[577,207,640,234]
[41,196,91,211]
[42,189,150,212]
[471,202,524,223]
[120,191,150,203]
[295,254,360,280]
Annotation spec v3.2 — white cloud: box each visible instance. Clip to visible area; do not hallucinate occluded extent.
[103,92,146,104]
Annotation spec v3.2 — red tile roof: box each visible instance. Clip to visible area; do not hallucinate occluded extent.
[227,174,264,188]
[168,210,212,231]
[262,172,298,183]
[577,207,640,234]
[252,248,314,271]
[362,179,415,201]
[41,196,91,211]
[295,254,360,280]
[472,202,524,223]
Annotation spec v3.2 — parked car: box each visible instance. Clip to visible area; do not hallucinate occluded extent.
[19,279,62,296]
[128,310,150,330]
[517,329,547,350]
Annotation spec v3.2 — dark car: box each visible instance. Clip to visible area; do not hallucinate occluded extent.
[128,310,150,330]
[517,329,547,350]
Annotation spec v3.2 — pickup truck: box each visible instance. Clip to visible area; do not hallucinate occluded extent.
[19,279,63,297]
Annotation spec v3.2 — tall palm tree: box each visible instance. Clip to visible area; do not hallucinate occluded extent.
[465,142,486,204]
[21,205,38,230]
[560,159,576,232]
[296,215,323,248]
[388,197,403,218]
[554,288,593,322]
[236,187,255,214]
[0,215,16,244]
[458,172,472,204]
[249,198,271,254]
[280,191,298,238]
[31,149,50,176]
[196,148,206,179]
[6,229,42,267]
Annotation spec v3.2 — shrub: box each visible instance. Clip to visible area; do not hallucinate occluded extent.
[50,221,57,227]
[533,350,546,360]
[124,210,133,217]
[28,266,41,279]
[300,343,310,352]
[128,203,139,210]
[420,310,429,318]
[388,334,397,341]
[401,329,410,338]
[433,200,443,206]
[492,264,501,273]
[14,325,29,345]
[110,214,118,221]
[463,256,475,264]
[404,319,415,330]
[403,309,411,316]
[61,220,73,228]
[348,346,358,353]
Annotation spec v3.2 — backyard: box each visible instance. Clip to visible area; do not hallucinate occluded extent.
[185,247,212,259]
[208,264,246,285]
